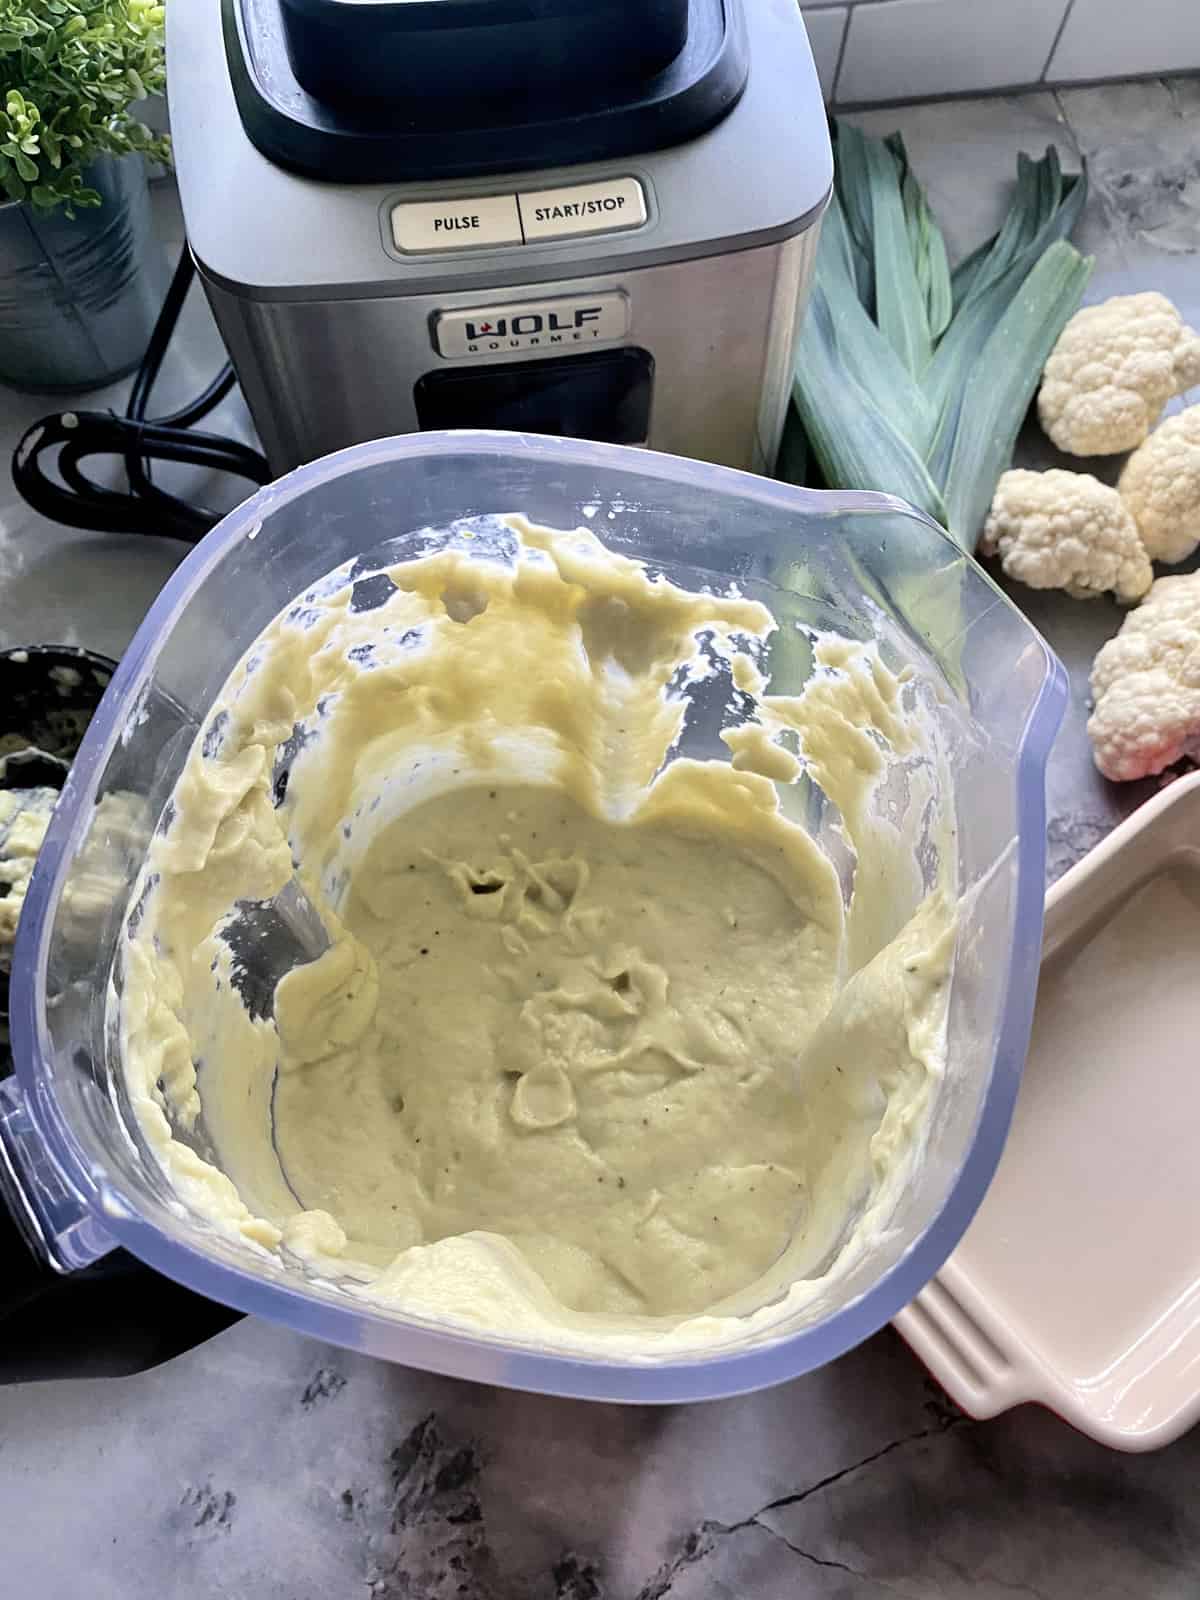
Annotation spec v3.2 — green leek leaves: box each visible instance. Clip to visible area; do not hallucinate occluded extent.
[787,125,1093,551]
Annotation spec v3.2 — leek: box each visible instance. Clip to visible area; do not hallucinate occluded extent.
[785,125,1094,551]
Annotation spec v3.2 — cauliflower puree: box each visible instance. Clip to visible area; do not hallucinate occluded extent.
[118,516,955,1354]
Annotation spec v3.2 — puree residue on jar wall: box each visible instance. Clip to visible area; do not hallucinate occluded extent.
[117,515,956,1355]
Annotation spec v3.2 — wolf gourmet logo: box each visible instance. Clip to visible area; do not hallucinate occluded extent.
[435,293,629,360]
[463,307,602,344]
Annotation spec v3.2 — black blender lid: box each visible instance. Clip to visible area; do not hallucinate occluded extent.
[282,0,693,100]
[223,0,748,182]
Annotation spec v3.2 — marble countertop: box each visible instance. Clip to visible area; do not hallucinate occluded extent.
[6,1314,1200,1599]
[2,75,1199,1600]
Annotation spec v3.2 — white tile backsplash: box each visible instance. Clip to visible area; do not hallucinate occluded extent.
[1047,0,1200,82]
[801,7,848,100]
[836,0,1071,104]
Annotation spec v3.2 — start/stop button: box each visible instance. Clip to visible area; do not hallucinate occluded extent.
[518,177,647,243]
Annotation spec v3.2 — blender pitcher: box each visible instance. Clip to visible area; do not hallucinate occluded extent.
[0,432,1065,1400]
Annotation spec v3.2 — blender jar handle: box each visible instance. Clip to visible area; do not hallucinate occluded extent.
[0,1078,244,1381]
[0,1075,116,1282]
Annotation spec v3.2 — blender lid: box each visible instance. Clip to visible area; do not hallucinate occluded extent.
[223,0,749,182]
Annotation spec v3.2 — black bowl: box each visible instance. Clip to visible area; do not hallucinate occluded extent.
[0,646,118,1021]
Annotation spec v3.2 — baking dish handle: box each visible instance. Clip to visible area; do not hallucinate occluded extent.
[893,1263,1046,1419]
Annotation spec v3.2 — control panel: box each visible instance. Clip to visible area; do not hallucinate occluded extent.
[390,177,648,254]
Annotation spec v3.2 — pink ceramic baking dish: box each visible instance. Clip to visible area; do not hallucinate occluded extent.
[896,770,1200,1452]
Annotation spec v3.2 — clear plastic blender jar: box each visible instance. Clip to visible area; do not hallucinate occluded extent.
[1,432,1065,1401]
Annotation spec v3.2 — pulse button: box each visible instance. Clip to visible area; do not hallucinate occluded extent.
[518,178,647,243]
[390,194,523,253]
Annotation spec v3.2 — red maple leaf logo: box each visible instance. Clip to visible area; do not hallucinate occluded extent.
[478,321,493,334]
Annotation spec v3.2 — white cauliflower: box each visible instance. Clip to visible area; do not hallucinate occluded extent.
[980,468,1152,603]
[1118,404,1200,564]
[1089,572,1200,781]
[1037,291,1200,456]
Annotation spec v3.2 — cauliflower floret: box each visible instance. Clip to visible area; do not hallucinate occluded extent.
[1118,404,1200,564]
[1088,572,1200,781]
[980,468,1152,603]
[1037,292,1200,456]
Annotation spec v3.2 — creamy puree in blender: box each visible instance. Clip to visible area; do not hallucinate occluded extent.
[119,516,954,1353]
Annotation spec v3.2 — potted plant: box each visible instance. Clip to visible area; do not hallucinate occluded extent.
[0,0,169,392]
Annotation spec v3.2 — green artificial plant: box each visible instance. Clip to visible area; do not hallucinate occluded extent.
[0,0,168,213]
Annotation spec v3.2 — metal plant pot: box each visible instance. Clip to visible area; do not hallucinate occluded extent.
[0,155,166,394]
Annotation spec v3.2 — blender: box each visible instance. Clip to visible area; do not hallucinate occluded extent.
[1,433,1065,1399]
[168,0,831,474]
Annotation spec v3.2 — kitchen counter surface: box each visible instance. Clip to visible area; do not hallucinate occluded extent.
[3,76,1200,1599]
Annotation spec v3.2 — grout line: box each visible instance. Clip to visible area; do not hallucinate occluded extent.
[831,66,1199,114]
[801,0,920,9]
[1039,0,1079,83]
[830,4,853,105]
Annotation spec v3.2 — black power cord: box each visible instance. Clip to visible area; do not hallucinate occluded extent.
[12,248,272,543]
